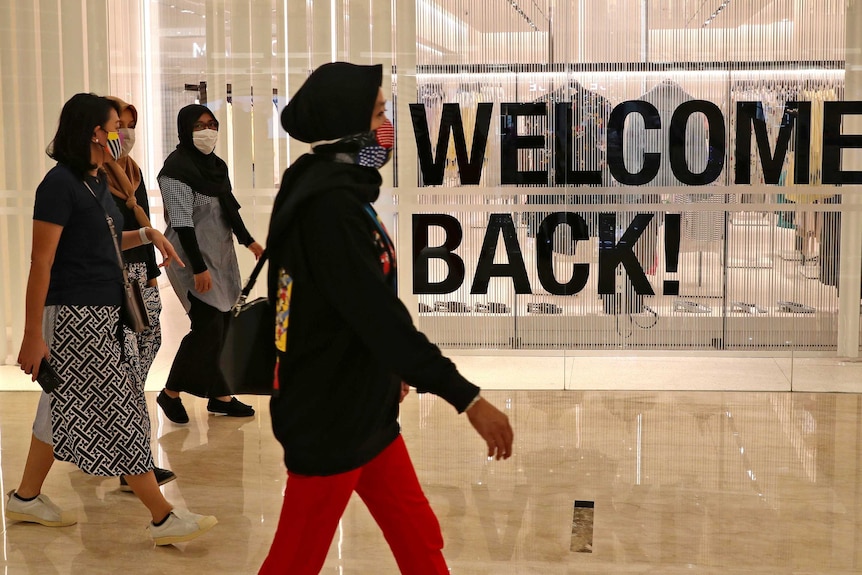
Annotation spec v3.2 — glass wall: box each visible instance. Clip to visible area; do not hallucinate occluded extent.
[2,0,861,368]
[407,0,860,353]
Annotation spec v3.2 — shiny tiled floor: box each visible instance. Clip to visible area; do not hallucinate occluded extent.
[2,388,862,574]
[3,290,862,573]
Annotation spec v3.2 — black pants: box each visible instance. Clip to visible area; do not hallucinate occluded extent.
[165,293,231,398]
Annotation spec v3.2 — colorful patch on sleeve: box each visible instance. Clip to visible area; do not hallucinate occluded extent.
[275,267,293,353]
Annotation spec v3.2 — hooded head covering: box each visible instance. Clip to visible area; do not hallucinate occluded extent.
[103,95,149,227]
[108,96,138,126]
[281,62,382,143]
[268,62,385,271]
[158,104,229,198]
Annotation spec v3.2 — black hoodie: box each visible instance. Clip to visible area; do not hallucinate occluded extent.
[267,63,480,476]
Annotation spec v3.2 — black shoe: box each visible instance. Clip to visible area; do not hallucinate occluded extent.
[119,467,177,492]
[157,390,189,424]
[207,397,255,417]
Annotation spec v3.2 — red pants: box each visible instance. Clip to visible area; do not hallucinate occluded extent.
[258,435,449,575]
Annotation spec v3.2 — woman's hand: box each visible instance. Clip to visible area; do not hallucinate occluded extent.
[147,228,185,269]
[400,382,410,403]
[194,270,213,293]
[248,241,264,260]
[466,397,514,460]
[18,331,49,381]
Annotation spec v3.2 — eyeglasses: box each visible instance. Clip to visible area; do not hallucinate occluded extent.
[193,121,219,131]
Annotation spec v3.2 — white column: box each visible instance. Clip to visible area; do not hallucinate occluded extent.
[837,2,862,357]
[394,0,418,319]
[86,0,110,95]
[0,0,110,364]
[284,2,313,166]
[250,0,275,191]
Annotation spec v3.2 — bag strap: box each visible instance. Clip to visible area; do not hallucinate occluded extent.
[233,250,268,310]
[83,180,134,288]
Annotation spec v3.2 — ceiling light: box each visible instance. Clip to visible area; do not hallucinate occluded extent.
[506,0,539,31]
[702,0,732,28]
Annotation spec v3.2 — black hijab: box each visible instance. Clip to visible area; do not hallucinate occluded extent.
[280,62,382,144]
[268,62,383,269]
[159,104,230,198]
[160,104,251,241]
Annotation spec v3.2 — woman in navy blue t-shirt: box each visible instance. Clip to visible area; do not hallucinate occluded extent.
[6,93,217,546]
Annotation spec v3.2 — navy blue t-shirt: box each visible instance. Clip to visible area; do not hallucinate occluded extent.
[34,164,124,306]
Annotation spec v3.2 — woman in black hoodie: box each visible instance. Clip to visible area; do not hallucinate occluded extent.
[260,62,513,575]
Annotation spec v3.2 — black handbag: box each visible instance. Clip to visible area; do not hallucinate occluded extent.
[220,251,276,395]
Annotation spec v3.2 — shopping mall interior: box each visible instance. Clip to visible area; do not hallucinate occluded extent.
[1,0,862,573]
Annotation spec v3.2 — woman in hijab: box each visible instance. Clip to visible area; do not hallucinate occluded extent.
[259,62,513,575]
[157,104,263,424]
[103,96,175,491]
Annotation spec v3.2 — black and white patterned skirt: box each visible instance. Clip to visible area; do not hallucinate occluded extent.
[48,305,154,476]
[123,262,163,391]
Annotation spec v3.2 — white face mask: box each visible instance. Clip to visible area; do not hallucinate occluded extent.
[193,129,218,155]
[118,128,136,157]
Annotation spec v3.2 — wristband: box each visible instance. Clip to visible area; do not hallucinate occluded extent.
[139,227,152,245]
[464,393,481,412]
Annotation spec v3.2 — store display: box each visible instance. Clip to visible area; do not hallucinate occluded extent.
[475,302,511,313]
[434,301,472,313]
[526,302,563,315]
[413,51,846,350]
[730,301,767,314]
[777,301,816,313]
[673,300,712,313]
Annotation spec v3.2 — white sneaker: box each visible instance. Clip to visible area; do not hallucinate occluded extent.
[5,489,77,527]
[148,508,217,546]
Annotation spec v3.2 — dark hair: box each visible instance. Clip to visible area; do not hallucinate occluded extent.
[106,97,123,117]
[47,93,114,179]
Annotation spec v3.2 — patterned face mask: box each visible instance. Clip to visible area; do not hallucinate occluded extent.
[105,130,122,161]
[311,118,394,169]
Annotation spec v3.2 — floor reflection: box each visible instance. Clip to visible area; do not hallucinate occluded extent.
[1,389,861,574]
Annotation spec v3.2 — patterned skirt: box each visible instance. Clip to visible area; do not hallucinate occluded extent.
[123,261,163,391]
[48,304,154,476]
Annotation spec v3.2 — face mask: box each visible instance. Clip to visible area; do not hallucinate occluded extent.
[193,129,219,155]
[357,118,394,169]
[118,128,136,157]
[105,130,122,161]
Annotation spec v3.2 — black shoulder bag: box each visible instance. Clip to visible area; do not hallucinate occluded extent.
[219,251,276,395]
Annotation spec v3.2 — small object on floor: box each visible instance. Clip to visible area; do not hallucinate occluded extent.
[207,397,255,417]
[570,500,594,553]
[148,508,218,546]
[5,489,77,527]
[119,467,178,492]
[157,390,189,424]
